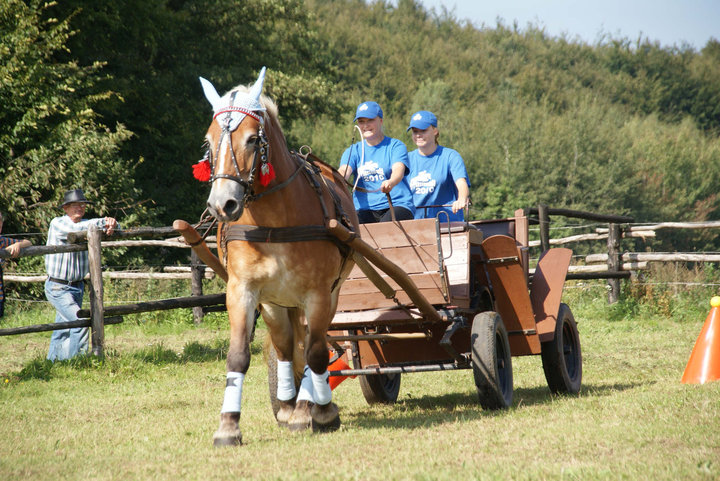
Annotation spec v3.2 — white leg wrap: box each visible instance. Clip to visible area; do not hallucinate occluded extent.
[311,369,332,406]
[297,365,315,403]
[277,360,296,401]
[220,372,244,413]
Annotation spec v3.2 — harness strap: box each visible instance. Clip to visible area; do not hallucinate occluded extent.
[224,224,337,243]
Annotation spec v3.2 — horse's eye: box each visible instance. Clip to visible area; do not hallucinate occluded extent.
[246,135,259,146]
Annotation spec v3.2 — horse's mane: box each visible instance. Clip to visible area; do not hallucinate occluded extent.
[230,84,280,128]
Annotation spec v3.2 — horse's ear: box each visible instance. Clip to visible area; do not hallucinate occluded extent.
[248,67,267,102]
[199,77,222,110]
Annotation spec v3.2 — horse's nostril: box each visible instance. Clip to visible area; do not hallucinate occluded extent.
[224,199,239,215]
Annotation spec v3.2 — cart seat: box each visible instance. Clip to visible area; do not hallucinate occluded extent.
[438,221,478,234]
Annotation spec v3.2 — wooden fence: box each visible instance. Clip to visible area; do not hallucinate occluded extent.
[528,205,720,303]
[2,207,720,354]
[0,225,226,356]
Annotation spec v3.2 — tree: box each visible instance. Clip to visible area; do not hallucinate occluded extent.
[0,0,141,234]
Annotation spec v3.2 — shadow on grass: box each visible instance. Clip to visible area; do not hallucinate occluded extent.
[7,339,264,382]
[348,381,644,430]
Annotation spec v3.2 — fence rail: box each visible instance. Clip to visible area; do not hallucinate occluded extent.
[0,223,225,354]
[3,210,720,353]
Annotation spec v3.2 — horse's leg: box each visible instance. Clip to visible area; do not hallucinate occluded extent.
[263,304,301,428]
[213,287,255,447]
[304,296,341,432]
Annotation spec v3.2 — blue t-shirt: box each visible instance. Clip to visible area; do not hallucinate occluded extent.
[340,136,415,214]
[408,145,470,221]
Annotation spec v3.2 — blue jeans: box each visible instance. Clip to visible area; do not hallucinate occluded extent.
[45,279,88,361]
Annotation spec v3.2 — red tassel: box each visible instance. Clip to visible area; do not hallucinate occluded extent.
[259,162,275,186]
[192,159,211,182]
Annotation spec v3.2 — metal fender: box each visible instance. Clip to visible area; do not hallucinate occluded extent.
[530,248,573,342]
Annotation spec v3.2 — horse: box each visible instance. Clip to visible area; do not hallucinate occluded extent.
[198,67,359,446]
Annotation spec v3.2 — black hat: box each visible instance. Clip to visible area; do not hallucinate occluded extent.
[61,189,91,207]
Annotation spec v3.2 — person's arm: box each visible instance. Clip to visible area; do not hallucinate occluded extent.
[337,164,353,181]
[5,239,32,258]
[451,178,470,213]
[380,162,406,194]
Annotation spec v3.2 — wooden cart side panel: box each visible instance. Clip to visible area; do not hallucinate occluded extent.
[337,273,447,310]
[441,231,471,304]
[530,248,572,342]
[480,235,541,356]
[337,218,448,312]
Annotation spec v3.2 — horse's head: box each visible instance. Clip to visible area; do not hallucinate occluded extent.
[199,67,272,222]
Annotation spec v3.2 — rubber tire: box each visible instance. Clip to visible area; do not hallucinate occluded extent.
[471,311,513,410]
[541,303,582,394]
[359,373,401,404]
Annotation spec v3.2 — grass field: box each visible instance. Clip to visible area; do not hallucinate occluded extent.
[1,282,719,480]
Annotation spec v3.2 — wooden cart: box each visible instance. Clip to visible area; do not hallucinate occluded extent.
[314,208,582,409]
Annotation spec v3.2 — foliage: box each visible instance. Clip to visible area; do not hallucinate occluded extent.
[43,0,343,226]
[0,0,142,233]
[3,0,720,255]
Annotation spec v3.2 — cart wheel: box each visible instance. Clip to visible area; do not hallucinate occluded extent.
[359,373,401,404]
[541,303,582,394]
[471,311,513,409]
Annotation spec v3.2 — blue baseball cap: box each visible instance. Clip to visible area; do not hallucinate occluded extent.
[407,110,438,131]
[354,101,383,121]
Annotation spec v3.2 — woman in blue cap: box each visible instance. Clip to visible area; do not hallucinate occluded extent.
[406,110,470,222]
[338,101,415,223]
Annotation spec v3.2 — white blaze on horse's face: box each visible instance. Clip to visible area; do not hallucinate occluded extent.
[201,67,267,222]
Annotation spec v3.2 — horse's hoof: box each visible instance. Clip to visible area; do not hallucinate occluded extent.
[212,430,242,447]
[311,402,341,433]
[288,400,313,432]
[276,399,296,428]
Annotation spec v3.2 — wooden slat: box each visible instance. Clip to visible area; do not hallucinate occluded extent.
[359,219,438,249]
[340,272,445,296]
[338,273,446,311]
[332,307,424,326]
[337,288,447,311]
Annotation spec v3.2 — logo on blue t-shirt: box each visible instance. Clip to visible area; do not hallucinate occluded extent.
[409,170,437,195]
[358,161,386,183]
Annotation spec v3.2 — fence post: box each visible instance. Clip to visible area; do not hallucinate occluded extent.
[87,226,106,357]
[190,250,205,325]
[606,223,621,304]
[538,204,550,252]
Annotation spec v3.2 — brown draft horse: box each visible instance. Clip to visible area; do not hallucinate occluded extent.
[199,67,359,446]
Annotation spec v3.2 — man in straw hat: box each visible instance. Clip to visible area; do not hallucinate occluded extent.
[45,189,118,361]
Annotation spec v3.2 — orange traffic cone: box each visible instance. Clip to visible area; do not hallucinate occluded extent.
[681,296,720,384]
[328,352,355,390]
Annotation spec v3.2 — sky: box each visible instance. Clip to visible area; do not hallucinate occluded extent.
[417,0,719,50]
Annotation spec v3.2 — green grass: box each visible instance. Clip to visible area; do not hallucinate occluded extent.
[1,280,719,480]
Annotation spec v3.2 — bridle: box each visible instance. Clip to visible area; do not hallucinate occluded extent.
[205,91,306,210]
[204,91,269,203]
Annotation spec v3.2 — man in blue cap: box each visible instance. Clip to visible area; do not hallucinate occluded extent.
[338,101,415,223]
[45,189,119,361]
[407,110,470,222]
